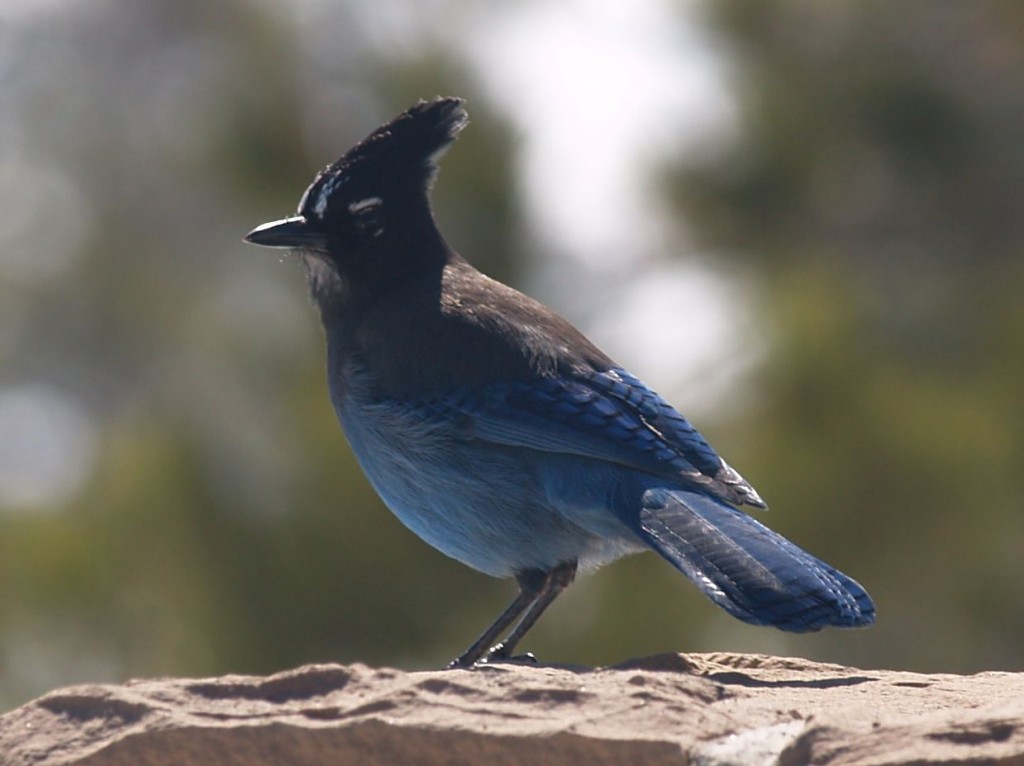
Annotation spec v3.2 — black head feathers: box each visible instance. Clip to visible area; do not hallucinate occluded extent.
[297,98,467,226]
[245,97,467,254]
[331,98,467,185]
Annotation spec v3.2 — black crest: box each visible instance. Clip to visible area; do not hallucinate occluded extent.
[297,98,468,224]
[244,98,468,264]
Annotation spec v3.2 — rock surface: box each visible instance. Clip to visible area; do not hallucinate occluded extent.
[2,653,1023,765]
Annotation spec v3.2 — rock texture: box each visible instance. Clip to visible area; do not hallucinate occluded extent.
[2,653,1023,765]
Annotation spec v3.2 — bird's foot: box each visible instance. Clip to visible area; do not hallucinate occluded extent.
[445,643,539,669]
[481,642,538,666]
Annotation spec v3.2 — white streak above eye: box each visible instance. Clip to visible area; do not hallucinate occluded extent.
[348,197,383,214]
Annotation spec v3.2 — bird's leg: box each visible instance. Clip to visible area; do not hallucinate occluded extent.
[484,559,577,664]
[447,568,550,669]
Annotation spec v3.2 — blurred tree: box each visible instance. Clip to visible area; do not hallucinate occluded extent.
[663,0,1024,671]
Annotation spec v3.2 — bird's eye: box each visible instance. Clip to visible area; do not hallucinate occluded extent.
[348,197,385,238]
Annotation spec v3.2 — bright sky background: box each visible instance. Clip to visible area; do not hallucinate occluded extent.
[461,0,764,410]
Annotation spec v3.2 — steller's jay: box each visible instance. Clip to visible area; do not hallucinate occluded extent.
[244,98,874,668]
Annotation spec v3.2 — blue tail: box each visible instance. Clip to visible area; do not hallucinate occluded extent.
[636,488,875,631]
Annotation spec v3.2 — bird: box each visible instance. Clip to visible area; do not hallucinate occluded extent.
[244,97,875,668]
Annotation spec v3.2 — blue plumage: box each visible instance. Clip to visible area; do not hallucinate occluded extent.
[433,367,765,507]
[245,98,875,667]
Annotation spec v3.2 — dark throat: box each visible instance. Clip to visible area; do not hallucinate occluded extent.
[306,209,451,327]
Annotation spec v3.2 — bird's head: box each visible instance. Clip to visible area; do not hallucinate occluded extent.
[245,97,467,282]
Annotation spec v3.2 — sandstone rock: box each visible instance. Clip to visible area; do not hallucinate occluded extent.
[2,653,1023,765]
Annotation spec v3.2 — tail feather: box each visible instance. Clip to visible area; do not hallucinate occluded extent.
[637,488,874,631]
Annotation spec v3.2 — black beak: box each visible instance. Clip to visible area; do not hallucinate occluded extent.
[243,216,326,249]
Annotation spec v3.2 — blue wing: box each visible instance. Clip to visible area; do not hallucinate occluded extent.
[427,367,766,509]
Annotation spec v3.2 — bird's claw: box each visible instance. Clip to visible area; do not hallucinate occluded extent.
[482,643,538,665]
[445,643,539,670]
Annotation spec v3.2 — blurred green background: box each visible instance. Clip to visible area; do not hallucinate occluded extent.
[2,0,1023,709]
